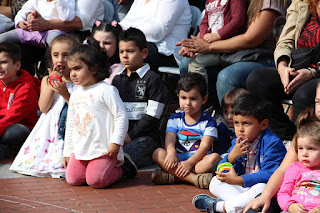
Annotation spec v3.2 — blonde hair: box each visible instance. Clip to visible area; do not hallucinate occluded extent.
[292,107,320,152]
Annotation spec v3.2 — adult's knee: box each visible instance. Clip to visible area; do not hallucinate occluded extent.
[1,124,30,147]
[246,68,277,94]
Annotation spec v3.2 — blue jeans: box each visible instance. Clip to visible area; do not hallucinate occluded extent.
[216,58,275,104]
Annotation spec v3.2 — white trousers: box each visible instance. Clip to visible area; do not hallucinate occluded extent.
[209,177,266,213]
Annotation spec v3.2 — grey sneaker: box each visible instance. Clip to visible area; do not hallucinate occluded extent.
[122,153,138,179]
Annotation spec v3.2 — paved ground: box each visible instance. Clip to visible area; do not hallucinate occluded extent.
[0,159,208,212]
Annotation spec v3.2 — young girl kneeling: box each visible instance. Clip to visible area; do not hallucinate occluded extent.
[64,44,128,188]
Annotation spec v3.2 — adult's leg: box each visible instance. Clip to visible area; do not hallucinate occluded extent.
[246,67,296,140]
[86,155,123,188]
[124,136,158,168]
[0,29,21,43]
[45,30,64,46]
[292,78,320,119]
[216,58,274,104]
[205,65,221,112]
[179,57,192,77]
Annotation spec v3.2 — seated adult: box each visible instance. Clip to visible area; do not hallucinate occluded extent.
[177,0,289,109]
[246,0,320,141]
[119,0,192,69]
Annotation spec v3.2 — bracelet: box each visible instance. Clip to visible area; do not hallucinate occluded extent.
[308,67,316,78]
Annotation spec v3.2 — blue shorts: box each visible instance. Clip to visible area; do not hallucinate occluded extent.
[177,151,212,161]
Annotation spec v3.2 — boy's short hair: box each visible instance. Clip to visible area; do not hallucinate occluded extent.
[233,93,271,122]
[176,73,207,97]
[221,88,249,110]
[119,27,147,50]
[0,42,21,63]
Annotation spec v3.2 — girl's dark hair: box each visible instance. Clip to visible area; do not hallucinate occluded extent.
[92,20,123,64]
[176,73,207,97]
[68,44,110,82]
[221,88,249,111]
[292,107,320,152]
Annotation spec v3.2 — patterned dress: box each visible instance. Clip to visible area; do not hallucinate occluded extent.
[10,83,76,178]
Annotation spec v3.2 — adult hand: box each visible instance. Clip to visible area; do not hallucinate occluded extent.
[164,152,179,170]
[243,195,271,213]
[277,63,293,92]
[106,143,120,158]
[176,41,195,57]
[216,167,243,185]
[285,68,313,95]
[309,208,320,213]
[28,10,49,31]
[180,35,210,53]
[175,160,192,178]
[288,203,307,213]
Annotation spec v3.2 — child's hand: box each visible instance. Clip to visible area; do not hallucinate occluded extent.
[228,137,250,164]
[309,208,320,213]
[175,160,192,178]
[50,80,69,97]
[216,166,243,186]
[106,143,120,158]
[203,33,221,43]
[18,21,29,30]
[63,157,70,168]
[288,203,307,213]
[164,152,179,170]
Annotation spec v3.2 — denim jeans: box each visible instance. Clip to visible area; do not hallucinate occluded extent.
[216,58,275,104]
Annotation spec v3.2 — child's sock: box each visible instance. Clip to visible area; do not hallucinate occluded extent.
[214,201,225,213]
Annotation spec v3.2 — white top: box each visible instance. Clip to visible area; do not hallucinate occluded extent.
[15,0,76,25]
[63,82,128,165]
[15,0,104,32]
[120,0,191,61]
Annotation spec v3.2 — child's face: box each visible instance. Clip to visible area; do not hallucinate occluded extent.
[223,106,234,127]
[93,31,117,58]
[233,114,268,143]
[315,86,320,120]
[119,41,147,73]
[178,88,207,117]
[68,58,97,86]
[0,52,20,85]
[297,136,320,170]
[51,41,74,78]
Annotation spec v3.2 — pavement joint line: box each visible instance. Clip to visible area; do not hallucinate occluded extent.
[0,194,82,212]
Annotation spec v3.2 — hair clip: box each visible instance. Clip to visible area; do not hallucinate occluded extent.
[95,20,101,27]
[111,20,117,27]
[83,39,88,45]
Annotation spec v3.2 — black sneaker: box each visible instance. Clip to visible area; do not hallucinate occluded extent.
[122,153,138,179]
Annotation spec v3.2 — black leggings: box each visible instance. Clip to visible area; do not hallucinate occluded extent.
[246,67,320,140]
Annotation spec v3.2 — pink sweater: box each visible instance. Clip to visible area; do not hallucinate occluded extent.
[277,161,320,211]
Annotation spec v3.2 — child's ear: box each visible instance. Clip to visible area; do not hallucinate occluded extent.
[202,95,208,105]
[15,61,21,71]
[260,119,269,131]
[142,48,148,60]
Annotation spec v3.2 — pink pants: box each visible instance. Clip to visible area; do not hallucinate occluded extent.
[66,154,123,188]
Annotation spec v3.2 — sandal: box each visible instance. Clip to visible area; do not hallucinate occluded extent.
[151,168,175,185]
[193,173,213,189]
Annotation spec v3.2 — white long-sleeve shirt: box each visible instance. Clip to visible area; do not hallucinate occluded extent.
[15,0,76,25]
[119,0,191,61]
[15,0,104,32]
[63,82,128,165]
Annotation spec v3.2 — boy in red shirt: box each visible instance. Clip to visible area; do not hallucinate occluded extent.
[0,42,40,160]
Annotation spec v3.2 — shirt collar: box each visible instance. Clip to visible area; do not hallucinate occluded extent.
[119,63,150,78]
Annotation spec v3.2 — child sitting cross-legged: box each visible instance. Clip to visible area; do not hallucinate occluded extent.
[192,93,287,212]
[152,72,222,189]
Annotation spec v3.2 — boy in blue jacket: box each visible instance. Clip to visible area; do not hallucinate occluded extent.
[192,93,287,213]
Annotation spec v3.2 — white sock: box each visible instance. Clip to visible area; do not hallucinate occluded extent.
[214,201,225,213]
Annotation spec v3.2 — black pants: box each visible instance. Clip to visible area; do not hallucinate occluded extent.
[0,124,30,160]
[246,67,320,140]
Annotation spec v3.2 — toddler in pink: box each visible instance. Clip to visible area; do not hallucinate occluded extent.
[277,108,320,212]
